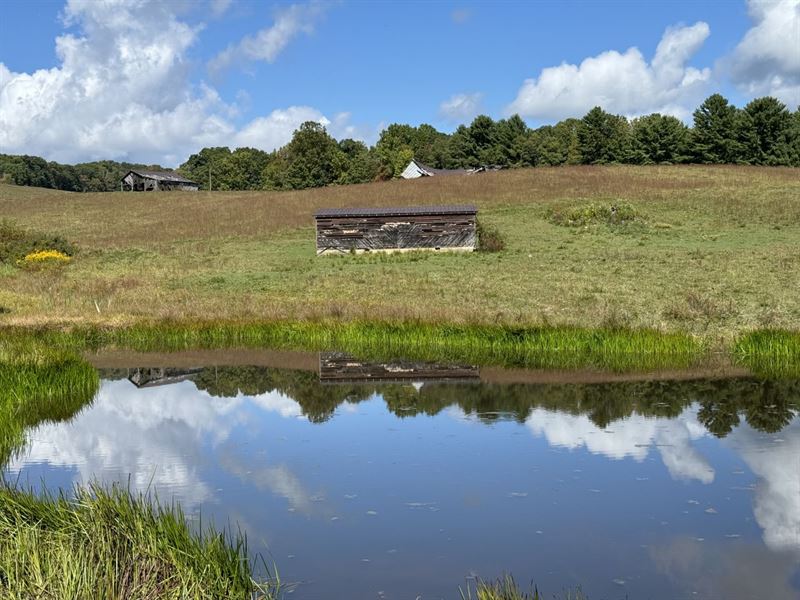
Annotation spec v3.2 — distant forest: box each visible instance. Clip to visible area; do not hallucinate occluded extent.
[1,94,798,193]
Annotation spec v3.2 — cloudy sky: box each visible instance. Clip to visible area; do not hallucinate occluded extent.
[0,0,798,165]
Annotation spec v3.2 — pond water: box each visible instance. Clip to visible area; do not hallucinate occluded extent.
[6,355,800,599]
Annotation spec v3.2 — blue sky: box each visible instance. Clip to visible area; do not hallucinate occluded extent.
[0,1,797,165]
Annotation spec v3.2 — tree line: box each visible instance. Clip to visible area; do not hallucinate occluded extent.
[1,94,798,193]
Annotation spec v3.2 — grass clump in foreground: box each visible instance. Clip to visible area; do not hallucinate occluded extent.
[0,337,99,464]
[461,575,586,600]
[734,329,800,379]
[0,483,276,600]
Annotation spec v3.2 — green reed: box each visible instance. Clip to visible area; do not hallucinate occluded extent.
[0,482,277,600]
[461,575,587,600]
[13,320,705,373]
[733,329,800,379]
[0,335,100,463]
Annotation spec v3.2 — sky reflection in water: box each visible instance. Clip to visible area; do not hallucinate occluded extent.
[7,368,800,600]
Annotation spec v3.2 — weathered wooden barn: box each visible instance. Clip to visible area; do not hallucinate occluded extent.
[121,170,199,191]
[314,204,477,255]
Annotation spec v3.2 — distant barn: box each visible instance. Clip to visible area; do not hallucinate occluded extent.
[314,205,477,255]
[400,159,468,179]
[400,159,502,179]
[121,170,199,192]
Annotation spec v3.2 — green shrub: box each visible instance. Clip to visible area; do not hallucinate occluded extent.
[547,201,646,230]
[477,219,506,252]
[0,220,77,265]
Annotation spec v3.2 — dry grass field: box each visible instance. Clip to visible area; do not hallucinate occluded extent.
[1,165,799,342]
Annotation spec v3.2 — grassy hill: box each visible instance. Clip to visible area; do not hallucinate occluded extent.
[1,165,799,342]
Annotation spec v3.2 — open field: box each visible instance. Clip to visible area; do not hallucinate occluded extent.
[1,165,799,342]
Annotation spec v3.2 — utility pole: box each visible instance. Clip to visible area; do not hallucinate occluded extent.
[208,165,212,192]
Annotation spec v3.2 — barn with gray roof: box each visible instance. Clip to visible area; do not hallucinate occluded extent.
[121,170,199,191]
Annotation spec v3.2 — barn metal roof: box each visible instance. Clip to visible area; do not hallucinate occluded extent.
[125,170,198,184]
[410,160,470,177]
[314,205,478,218]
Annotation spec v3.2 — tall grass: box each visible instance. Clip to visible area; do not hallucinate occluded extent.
[0,337,99,463]
[3,321,706,372]
[460,575,587,600]
[0,482,277,600]
[734,329,800,378]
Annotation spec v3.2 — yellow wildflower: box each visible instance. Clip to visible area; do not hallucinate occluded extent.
[18,249,72,269]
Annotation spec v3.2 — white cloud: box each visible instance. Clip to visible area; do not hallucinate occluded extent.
[0,0,347,166]
[726,0,800,108]
[210,0,233,18]
[506,22,712,121]
[525,407,715,483]
[9,377,310,510]
[523,403,800,555]
[439,92,483,123]
[234,106,329,149]
[729,419,800,554]
[208,2,326,75]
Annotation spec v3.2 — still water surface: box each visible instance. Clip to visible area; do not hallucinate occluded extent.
[6,358,800,599]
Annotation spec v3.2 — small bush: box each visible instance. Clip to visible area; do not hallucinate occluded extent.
[548,201,647,230]
[477,220,506,252]
[0,220,76,266]
[17,249,72,270]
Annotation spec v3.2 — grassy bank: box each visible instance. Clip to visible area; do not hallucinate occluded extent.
[2,321,705,372]
[0,483,274,600]
[1,165,799,340]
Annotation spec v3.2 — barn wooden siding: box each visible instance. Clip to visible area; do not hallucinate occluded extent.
[314,205,477,255]
[319,352,479,384]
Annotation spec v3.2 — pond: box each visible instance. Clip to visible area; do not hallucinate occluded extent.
[5,352,800,599]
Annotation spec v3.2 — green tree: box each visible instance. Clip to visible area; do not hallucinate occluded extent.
[742,96,793,165]
[577,107,631,164]
[375,124,418,176]
[526,119,581,166]
[690,94,749,164]
[179,147,232,190]
[211,147,272,190]
[337,139,380,184]
[280,121,346,189]
[630,114,690,164]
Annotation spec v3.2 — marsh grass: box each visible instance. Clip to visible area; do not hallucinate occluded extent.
[0,482,276,600]
[461,575,587,600]
[734,329,800,378]
[4,321,706,373]
[0,337,99,463]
